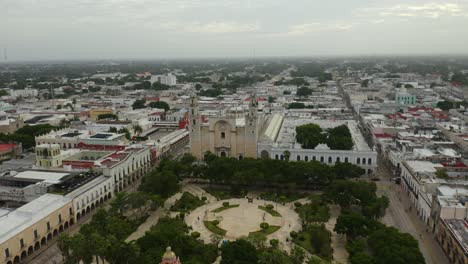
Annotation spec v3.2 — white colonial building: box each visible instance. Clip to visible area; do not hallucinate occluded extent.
[257,115,378,174]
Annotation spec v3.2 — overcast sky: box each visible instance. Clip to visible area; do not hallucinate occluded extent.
[2,0,468,61]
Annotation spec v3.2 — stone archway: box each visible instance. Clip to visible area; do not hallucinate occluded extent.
[34,241,40,251]
[41,237,46,246]
[13,256,20,264]
[28,246,34,256]
[20,251,27,260]
[220,151,226,158]
[260,150,269,159]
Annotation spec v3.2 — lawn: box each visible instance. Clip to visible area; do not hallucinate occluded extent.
[171,192,205,213]
[258,205,282,217]
[293,224,332,261]
[259,192,306,203]
[203,220,227,236]
[211,204,240,213]
[206,188,247,200]
[248,225,281,240]
[295,202,330,223]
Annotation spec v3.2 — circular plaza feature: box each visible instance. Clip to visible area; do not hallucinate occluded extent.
[185,198,301,249]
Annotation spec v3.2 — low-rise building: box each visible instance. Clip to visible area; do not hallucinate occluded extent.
[0,194,73,264]
[436,219,468,264]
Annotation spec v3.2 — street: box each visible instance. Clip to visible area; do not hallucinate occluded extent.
[375,158,449,264]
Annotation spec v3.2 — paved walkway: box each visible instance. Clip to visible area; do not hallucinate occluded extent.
[126,184,218,242]
[324,205,348,264]
[186,198,302,254]
[375,159,449,264]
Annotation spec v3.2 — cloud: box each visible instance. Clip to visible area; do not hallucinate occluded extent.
[160,21,260,34]
[361,2,467,19]
[287,22,355,35]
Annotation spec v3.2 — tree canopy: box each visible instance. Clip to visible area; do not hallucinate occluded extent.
[296,124,354,150]
[132,99,146,109]
[149,101,170,112]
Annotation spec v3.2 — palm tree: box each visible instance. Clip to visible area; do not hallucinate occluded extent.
[283,150,291,162]
[133,125,143,137]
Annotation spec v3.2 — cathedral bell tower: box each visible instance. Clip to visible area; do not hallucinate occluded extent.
[244,94,258,158]
[188,95,202,159]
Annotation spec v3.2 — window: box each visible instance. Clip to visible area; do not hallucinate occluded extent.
[221,132,225,139]
[320,156,324,162]
[58,214,62,223]
[336,157,340,163]
[305,156,308,162]
[275,154,279,160]
[345,157,349,163]
[47,222,51,231]
[69,208,73,215]
[34,230,38,239]
[192,119,196,125]
[313,156,316,161]
[357,158,360,164]
[5,248,9,258]
[20,239,24,248]
[328,157,332,163]
[297,155,300,161]
[368,158,372,165]
[363,158,366,165]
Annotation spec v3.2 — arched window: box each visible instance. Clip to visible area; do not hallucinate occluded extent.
[345,157,349,163]
[275,154,279,160]
[368,158,372,165]
[297,155,301,161]
[357,158,360,164]
[336,157,340,163]
[313,156,316,161]
[328,157,332,163]
[305,156,309,161]
[221,132,225,139]
[320,156,324,162]
[363,158,366,165]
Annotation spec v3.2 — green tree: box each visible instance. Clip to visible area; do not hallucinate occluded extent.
[258,249,292,264]
[297,86,312,97]
[368,227,424,264]
[221,240,258,264]
[118,127,131,140]
[0,89,8,96]
[140,169,180,198]
[296,123,324,149]
[195,83,202,90]
[132,99,146,109]
[97,113,118,120]
[133,125,143,137]
[149,101,170,112]
[288,102,306,109]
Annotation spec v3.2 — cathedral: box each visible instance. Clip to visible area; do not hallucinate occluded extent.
[188,95,264,160]
[160,247,181,264]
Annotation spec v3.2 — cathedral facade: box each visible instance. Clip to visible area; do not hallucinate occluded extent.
[188,96,261,159]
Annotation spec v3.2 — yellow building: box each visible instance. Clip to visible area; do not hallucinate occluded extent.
[436,219,468,264]
[89,108,114,121]
[188,96,263,159]
[0,194,73,264]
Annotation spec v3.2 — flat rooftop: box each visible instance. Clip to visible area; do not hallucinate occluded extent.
[444,219,468,254]
[0,194,71,244]
[274,118,371,151]
[13,171,71,184]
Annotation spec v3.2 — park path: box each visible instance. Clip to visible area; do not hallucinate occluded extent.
[126,184,217,242]
[324,205,348,264]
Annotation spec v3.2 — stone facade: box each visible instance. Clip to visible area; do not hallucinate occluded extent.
[189,96,260,159]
